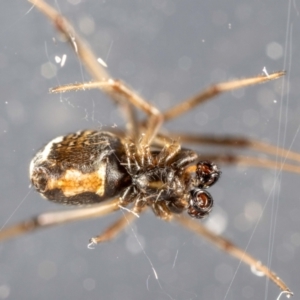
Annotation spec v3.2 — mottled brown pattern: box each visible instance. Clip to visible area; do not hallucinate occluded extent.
[47,131,120,173]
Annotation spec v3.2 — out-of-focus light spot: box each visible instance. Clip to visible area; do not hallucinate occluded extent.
[291,232,300,247]
[0,53,8,69]
[256,87,275,107]
[244,201,262,222]
[178,56,192,71]
[79,16,95,35]
[242,286,254,299]
[83,278,96,291]
[231,87,245,99]
[6,100,25,124]
[235,4,252,22]
[210,68,226,82]
[276,243,295,262]
[41,62,57,79]
[38,260,57,280]
[126,233,145,254]
[195,111,208,126]
[212,10,228,26]
[0,285,10,299]
[205,207,228,235]
[152,0,176,16]
[234,213,252,232]
[214,263,233,284]
[266,42,283,60]
[118,59,135,76]
[242,109,259,127]
[262,173,280,194]
[69,257,88,276]
[222,116,239,133]
[154,92,171,110]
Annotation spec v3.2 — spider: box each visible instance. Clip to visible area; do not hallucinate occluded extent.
[0,0,297,297]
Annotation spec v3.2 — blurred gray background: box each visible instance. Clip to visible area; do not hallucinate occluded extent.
[0,0,300,299]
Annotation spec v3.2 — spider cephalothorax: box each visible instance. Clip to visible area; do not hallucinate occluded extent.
[119,140,221,220]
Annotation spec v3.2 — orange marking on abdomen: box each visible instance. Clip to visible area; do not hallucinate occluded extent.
[48,166,106,197]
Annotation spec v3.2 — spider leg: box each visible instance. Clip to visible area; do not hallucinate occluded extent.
[153,132,300,174]
[165,132,300,164]
[89,211,138,245]
[0,199,119,242]
[174,214,293,295]
[89,200,147,245]
[31,0,142,138]
[184,153,300,174]
[51,81,163,145]
[162,71,285,122]
[29,0,163,146]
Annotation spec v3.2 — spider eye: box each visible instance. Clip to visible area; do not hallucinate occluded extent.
[31,167,49,193]
[195,161,221,188]
[188,188,213,219]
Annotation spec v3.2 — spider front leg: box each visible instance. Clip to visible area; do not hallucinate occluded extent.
[174,214,293,296]
[155,132,300,174]
[162,71,285,122]
[51,80,163,146]
[30,0,164,148]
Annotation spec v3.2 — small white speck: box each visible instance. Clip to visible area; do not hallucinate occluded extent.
[5,101,8,104]
[152,267,158,280]
[97,57,108,68]
[262,66,270,77]
[60,54,67,67]
[71,36,78,53]
[172,250,179,269]
[228,23,232,29]
[202,39,205,42]
[55,54,67,67]
[274,99,277,103]
[87,239,96,249]
[250,262,265,277]
[54,56,61,63]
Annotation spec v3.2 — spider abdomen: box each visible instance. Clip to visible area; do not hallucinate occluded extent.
[29,130,131,205]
